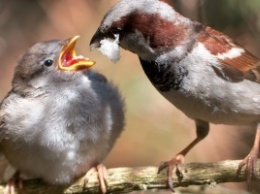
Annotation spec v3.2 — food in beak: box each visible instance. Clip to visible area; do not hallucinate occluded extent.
[99,34,120,63]
[90,32,121,63]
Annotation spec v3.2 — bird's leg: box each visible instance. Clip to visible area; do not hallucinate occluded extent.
[4,171,22,194]
[238,125,260,190]
[158,120,209,192]
[83,164,108,194]
[96,164,108,193]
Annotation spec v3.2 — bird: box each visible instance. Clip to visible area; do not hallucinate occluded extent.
[90,0,260,191]
[0,36,125,193]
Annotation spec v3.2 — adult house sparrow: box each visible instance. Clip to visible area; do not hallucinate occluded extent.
[0,36,125,193]
[90,0,260,191]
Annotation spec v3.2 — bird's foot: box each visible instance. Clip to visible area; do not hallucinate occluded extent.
[157,154,185,192]
[4,172,22,194]
[237,152,259,190]
[83,164,108,194]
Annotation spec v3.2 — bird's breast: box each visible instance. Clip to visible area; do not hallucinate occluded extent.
[139,58,188,92]
[1,86,113,184]
[139,47,260,125]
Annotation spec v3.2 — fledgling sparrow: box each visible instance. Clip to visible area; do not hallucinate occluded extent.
[90,0,260,191]
[0,36,125,193]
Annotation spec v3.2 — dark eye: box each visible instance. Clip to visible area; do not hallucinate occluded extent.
[44,59,53,67]
[110,27,121,35]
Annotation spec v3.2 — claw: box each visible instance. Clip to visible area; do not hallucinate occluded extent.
[96,164,108,194]
[4,179,14,194]
[157,161,169,174]
[4,172,22,194]
[157,154,185,192]
[83,164,108,194]
[237,154,258,190]
[237,126,260,190]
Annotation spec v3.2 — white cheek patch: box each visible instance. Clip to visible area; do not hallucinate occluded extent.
[99,34,120,63]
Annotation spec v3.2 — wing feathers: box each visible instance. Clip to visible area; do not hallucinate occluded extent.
[198,26,260,82]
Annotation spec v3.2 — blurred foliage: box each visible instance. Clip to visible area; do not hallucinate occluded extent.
[0,0,260,193]
[202,0,252,29]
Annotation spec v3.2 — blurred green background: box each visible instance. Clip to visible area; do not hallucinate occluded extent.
[0,0,260,193]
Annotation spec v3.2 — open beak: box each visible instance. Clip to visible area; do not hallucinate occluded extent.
[58,35,95,71]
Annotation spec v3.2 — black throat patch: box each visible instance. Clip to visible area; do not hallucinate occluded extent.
[139,58,188,92]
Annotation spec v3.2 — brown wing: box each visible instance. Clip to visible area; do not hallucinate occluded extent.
[198,26,260,82]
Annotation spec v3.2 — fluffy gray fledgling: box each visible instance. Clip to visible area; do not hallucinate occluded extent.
[0,37,125,193]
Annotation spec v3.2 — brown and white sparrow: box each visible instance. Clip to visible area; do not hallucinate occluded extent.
[90,0,260,191]
[0,36,125,193]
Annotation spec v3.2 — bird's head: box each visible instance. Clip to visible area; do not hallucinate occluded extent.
[13,36,95,91]
[90,0,192,62]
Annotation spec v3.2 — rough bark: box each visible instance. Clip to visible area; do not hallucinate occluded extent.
[0,159,258,194]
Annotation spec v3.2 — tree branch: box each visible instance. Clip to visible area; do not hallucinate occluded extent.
[0,159,258,194]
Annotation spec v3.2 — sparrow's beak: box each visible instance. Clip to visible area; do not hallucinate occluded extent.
[90,29,121,63]
[90,29,104,50]
[90,29,115,50]
[58,36,95,71]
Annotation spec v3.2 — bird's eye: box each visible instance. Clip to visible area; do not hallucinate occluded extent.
[44,59,53,67]
[110,27,121,35]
